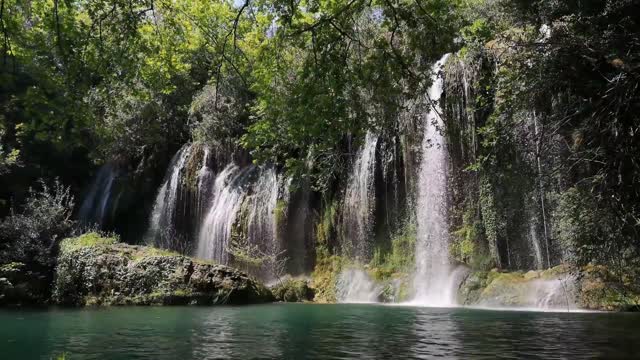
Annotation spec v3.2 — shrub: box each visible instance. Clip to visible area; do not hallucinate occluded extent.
[0,179,75,269]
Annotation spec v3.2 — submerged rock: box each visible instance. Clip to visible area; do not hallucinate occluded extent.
[53,233,273,306]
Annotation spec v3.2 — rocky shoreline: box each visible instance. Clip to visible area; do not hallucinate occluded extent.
[2,233,638,311]
[1,233,273,307]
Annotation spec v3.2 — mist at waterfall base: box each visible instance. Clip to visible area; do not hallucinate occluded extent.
[2,305,638,360]
[336,268,381,303]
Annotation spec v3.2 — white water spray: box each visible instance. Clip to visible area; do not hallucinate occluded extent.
[412,54,458,307]
[336,268,381,303]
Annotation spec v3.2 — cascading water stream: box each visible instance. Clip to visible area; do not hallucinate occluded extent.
[245,168,281,277]
[412,54,458,307]
[528,218,545,270]
[79,164,119,227]
[196,164,282,269]
[343,132,378,260]
[196,164,252,263]
[195,147,214,224]
[146,145,193,244]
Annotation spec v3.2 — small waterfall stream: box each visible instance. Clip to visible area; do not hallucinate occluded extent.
[412,54,458,307]
[245,168,280,270]
[79,164,119,227]
[343,132,379,260]
[527,214,545,270]
[195,147,215,223]
[146,145,194,244]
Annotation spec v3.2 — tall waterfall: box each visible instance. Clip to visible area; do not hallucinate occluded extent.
[196,164,252,263]
[79,164,119,227]
[412,54,458,306]
[343,132,378,260]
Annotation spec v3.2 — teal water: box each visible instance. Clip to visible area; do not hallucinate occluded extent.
[1,304,638,359]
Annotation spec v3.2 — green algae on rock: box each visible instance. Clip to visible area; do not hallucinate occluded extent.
[53,233,273,306]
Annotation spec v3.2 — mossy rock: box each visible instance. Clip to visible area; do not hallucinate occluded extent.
[465,267,579,309]
[458,271,489,305]
[53,233,273,306]
[311,251,344,303]
[271,279,315,302]
[577,265,640,311]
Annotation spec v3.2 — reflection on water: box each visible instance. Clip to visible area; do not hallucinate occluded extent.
[412,308,462,359]
[1,304,639,359]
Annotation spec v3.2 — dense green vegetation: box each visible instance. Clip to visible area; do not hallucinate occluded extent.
[0,0,639,308]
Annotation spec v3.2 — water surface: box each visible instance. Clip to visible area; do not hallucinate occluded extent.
[1,304,638,359]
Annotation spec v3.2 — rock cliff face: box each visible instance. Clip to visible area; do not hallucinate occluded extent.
[52,234,273,306]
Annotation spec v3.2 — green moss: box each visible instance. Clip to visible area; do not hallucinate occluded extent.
[172,289,192,297]
[59,232,118,253]
[316,200,338,246]
[274,200,287,229]
[369,221,416,282]
[479,177,501,267]
[311,246,345,303]
[136,247,181,259]
[0,262,25,274]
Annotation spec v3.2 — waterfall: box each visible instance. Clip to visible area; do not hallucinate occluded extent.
[79,164,119,227]
[246,168,278,249]
[196,164,281,271]
[196,164,252,263]
[336,268,381,303]
[343,132,379,260]
[245,168,282,278]
[146,144,194,245]
[412,54,458,307]
[528,218,545,270]
[195,147,215,223]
